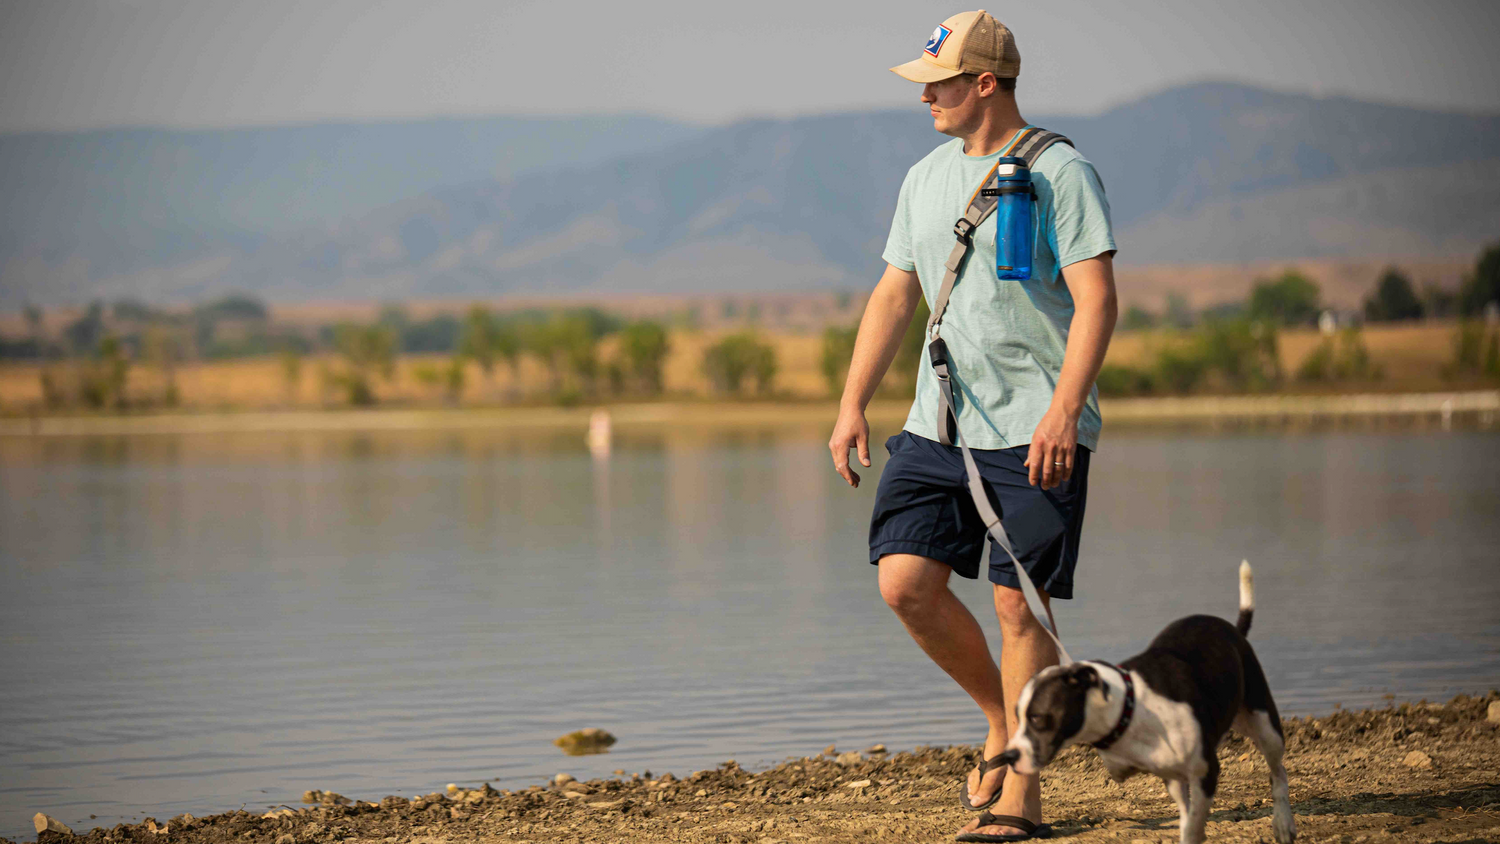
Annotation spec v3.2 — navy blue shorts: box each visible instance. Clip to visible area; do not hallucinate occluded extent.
[868,431,1090,599]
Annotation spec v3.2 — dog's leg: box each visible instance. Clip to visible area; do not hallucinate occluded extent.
[1165,777,1190,840]
[1241,708,1295,844]
[1182,756,1217,844]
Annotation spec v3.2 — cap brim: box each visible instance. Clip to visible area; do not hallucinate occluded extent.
[890,57,963,84]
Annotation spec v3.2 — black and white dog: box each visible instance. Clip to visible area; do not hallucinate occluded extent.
[996,562,1294,844]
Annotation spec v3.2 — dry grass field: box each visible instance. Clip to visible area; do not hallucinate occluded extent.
[0,321,1483,415]
[0,330,833,412]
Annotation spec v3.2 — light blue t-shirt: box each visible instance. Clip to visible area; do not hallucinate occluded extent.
[883,133,1117,451]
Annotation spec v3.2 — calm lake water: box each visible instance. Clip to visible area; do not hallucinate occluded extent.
[2,425,1498,839]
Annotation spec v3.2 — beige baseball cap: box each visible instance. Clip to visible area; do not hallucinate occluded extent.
[890,10,1021,84]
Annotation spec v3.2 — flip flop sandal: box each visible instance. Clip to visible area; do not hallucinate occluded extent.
[958,753,1009,811]
[955,813,1053,842]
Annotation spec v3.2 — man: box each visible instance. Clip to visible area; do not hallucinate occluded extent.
[828,10,1118,842]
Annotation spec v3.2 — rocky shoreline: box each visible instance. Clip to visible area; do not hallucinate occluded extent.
[15,692,1500,844]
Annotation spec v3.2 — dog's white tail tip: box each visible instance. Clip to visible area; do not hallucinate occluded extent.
[1239,560,1254,611]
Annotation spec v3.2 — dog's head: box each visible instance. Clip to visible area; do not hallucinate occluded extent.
[997,663,1111,774]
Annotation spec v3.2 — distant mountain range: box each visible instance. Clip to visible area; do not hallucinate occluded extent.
[3,82,1498,308]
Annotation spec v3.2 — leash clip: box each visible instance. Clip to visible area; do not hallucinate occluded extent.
[928,337,951,377]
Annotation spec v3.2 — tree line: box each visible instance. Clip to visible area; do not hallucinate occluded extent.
[1096,241,1500,396]
[7,299,786,410]
[819,240,1500,399]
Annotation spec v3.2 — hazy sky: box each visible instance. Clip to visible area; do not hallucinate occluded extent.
[2,0,1498,133]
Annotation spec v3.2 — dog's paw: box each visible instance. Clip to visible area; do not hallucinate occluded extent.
[1273,810,1296,844]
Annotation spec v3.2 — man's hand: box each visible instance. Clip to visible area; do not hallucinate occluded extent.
[1025,406,1078,489]
[1027,251,1116,490]
[829,406,871,487]
[827,263,922,489]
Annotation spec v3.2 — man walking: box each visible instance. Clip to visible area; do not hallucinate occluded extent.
[828,10,1117,841]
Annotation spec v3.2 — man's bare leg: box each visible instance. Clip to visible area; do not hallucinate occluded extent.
[960,583,1057,838]
[877,553,1012,806]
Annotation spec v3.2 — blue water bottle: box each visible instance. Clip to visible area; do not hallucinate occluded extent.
[992,156,1034,280]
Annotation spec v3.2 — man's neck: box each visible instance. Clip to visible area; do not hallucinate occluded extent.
[959,103,1028,157]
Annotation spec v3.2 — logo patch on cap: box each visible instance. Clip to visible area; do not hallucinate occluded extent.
[924,24,952,57]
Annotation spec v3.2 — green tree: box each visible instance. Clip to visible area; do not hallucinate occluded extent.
[191,294,272,357]
[377,304,409,334]
[1449,321,1484,378]
[64,301,105,354]
[1458,241,1500,317]
[1196,319,1281,391]
[1422,282,1458,319]
[1153,347,1208,394]
[1248,271,1321,325]
[412,356,467,404]
[459,306,516,379]
[618,320,670,395]
[445,356,466,402]
[194,294,269,322]
[1444,320,1499,381]
[702,333,777,396]
[112,298,160,322]
[21,303,47,359]
[1095,364,1155,397]
[331,323,397,405]
[1120,305,1157,331]
[142,325,183,406]
[1147,319,1281,394]
[79,334,131,409]
[1297,327,1377,383]
[521,311,607,399]
[23,303,43,339]
[459,306,521,400]
[820,323,858,397]
[1164,292,1194,329]
[1363,267,1424,322]
[279,343,303,404]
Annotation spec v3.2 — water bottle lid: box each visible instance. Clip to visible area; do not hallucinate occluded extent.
[995,155,1028,177]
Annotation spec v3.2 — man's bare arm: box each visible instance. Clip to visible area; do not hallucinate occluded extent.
[1026,252,1118,489]
[829,263,924,488]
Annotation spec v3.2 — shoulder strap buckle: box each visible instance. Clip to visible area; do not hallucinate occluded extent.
[953,217,977,245]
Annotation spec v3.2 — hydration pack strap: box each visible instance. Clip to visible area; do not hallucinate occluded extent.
[924,126,1076,664]
[1011,129,1071,165]
[925,128,1072,446]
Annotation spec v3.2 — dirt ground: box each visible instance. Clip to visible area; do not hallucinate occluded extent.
[18,692,1500,844]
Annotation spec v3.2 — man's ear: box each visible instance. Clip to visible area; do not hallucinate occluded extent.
[974,71,997,98]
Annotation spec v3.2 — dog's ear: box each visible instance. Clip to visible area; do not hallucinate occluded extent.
[1074,666,1109,700]
[1066,665,1097,689]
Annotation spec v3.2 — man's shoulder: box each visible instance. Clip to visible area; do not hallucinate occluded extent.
[1029,134,1088,177]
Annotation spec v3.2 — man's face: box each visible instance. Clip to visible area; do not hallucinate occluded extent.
[921,74,982,136]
